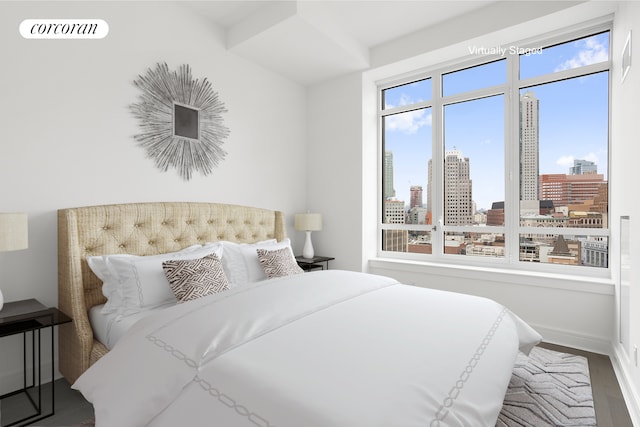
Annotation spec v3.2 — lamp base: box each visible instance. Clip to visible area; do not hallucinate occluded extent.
[302,231,315,259]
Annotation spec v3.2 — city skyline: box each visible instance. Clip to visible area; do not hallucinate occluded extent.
[386,144,605,212]
[383,32,609,211]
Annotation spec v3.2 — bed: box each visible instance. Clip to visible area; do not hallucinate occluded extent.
[58,202,541,427]
[58,202,286,383]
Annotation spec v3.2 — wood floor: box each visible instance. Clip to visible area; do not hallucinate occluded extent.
[0,342,634,426]
[539,342,634,427]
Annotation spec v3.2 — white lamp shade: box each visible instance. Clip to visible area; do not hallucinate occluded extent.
[294,213,322,231]
[0,213,28,251]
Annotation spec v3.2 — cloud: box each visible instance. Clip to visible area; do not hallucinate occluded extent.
[555,35,609,72]
[384,94,432,134]
[385,93,418,109]
[556,152,599,169]
[582,152,599,163]
[556,155,575,168]
[385,109,432,134]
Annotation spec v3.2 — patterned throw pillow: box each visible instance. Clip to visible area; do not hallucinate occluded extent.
[162,254,230,302]
[256,247,304,278]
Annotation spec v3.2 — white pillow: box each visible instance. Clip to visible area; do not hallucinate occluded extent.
[88,251,189,316]
[220,239,294,285]
[219,239,276,285]
[89,244,207,314]
[88,243,222,315]
[87,253,136,315]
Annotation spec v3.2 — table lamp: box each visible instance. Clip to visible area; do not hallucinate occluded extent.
[294,213,322,259]
[0,213,28,311]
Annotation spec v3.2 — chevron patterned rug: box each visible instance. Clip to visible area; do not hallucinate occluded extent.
[497,347,596,426]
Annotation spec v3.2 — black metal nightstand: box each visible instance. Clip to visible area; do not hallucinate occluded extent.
[295,255,335,272]
[0,299,72,427]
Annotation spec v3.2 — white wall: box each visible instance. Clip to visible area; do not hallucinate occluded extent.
[0,1,307,392]
[307,72,368,272]
[369,261,614,352]
[610,1,640,424]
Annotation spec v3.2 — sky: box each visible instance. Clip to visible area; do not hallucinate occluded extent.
[383,31,610,211]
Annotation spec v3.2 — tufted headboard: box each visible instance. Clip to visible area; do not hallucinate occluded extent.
[58,202,286,383]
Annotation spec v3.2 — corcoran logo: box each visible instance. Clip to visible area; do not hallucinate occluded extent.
[19,19,109,39]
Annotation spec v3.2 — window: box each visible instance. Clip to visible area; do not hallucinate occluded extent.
[378,26,610,275]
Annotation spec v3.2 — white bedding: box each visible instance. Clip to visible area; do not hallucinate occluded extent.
[89,303,174,349]
[74,270,541,427]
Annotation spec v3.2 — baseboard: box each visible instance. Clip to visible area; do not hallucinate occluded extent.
[530,322,612,355]
[611,344,640,426]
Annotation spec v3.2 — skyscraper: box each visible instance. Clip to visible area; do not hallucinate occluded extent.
[570,159,597,175]
[384,151,396,200]
[443,148,473,225]
[408,185,426,225]
[520,91,539,201]
[384,199,405,224]
[410,185,423,209]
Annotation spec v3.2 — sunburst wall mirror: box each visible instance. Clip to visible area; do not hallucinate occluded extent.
[130,62,229,180]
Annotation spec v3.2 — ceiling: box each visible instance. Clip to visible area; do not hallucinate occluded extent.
[182,1,497,85]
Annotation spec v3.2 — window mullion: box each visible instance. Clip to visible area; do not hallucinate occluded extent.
[506,52,520,264]
[519,61,609,90]
[431,72,444,258]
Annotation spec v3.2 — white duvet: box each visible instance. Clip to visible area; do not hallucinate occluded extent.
[74,270,541,427]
